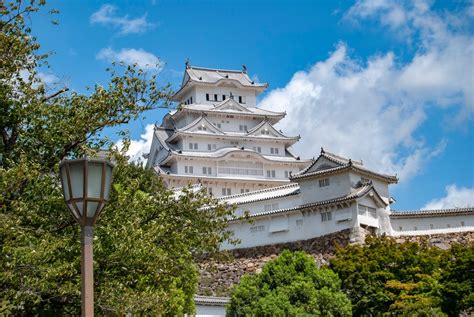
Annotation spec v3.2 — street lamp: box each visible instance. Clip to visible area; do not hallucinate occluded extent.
[59,157,114,317]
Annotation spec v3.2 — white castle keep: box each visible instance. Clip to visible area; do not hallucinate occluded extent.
[146,63,474,250]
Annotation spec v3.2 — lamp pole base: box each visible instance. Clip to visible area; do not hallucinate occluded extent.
[81,225,94,317]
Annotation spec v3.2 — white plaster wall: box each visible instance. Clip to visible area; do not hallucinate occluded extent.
[299,173,351,205]
[195,86,257,107]
[390,214,474,232]
[195,304,226,317]
[222,206,354,250]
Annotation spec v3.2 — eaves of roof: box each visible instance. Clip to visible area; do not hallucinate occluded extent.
[230,184,379,221]
[390,207,474,218]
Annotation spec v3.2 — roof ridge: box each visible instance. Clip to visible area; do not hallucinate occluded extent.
[189,65,245,74]
[392,207,474,213]
[322,150,363,165]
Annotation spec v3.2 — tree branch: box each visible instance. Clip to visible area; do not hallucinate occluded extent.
[41,87,69,102]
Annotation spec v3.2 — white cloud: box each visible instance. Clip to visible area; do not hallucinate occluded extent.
[90,4,154,35]
[116,124,155,164]
[96,48,163,71]
[423,185,474,209]
[38,72,59,85]
[259,0,473,182]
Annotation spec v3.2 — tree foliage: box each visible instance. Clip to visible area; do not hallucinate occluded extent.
[227,250,352,316]
[330,236,474,316]
[0,1,235,315]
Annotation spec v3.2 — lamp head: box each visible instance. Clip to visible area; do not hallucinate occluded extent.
[59,157,115,226]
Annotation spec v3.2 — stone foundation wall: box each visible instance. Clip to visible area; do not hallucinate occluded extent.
[198,230,351,296]
[198,230,473,296]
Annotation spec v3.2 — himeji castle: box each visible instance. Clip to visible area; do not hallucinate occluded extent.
[146,64,473,316]
[145,63,474,248]
[146,62,310,196]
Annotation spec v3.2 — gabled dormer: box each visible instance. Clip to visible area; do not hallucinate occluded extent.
[175,116,225,135]
[214,98,251,113]
[247,120,293,138]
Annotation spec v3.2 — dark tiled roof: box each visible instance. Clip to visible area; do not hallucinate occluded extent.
[194,295,230,306]
[390,207,474,218]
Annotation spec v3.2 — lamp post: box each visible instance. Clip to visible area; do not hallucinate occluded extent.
[59,157,114,317]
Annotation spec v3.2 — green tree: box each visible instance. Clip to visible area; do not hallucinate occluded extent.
[227,250,352,316]
[330,235,473,316]
[440,243,474,316]
[0,1,235,315]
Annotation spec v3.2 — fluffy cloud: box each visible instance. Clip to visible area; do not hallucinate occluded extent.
[90,4,154,35]
[259,0,472,182]
[422,185,474,209]
[116,124,155,164]
[97,48,163,71]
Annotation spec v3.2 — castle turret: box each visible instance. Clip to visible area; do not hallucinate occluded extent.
[146,63,310,196]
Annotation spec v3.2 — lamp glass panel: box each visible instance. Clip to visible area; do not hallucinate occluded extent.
[87,162,103,199]
[104,164,113,200]
[67,202,80,220]
[60,166,70,201]
[69,162,84,199]
[86,201,99,218]
[75,202,84,217]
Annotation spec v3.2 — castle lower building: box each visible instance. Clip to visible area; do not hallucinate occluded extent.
[146,63,310,196]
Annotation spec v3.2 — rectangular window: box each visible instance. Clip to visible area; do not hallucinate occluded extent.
[319,178,330,187]
[214,94,218,101]
[222,94,226,100]
[461,221,465,227]
[270,148,274,154]
[296,219,303,228]
[222,188,231,196]
[190,96,193,104]
[212,144,216,150]
[250,225,265,233]
[239,96,242,103]
[208,144,212,151]
[241,189,245,194]
[321,211,332,222]
[202,167,207,174]
[367,207,377,218]
[194,143,198,150]
[189,143,193,150]
[275,148,279,154]
[284,171,289,178]
[206,93,210,101]
[266,170,276,178]
[207,167,212,174]
[185,166,193,174]
[217,123,221,128]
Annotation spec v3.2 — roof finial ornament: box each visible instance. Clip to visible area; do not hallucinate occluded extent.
[242,64,247,73]
[185,58,190,69]
[321,147,325,154]
[229,91,234,99]
[348,159,352,166]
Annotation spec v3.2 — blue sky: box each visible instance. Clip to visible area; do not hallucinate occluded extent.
[31,0,473,210]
